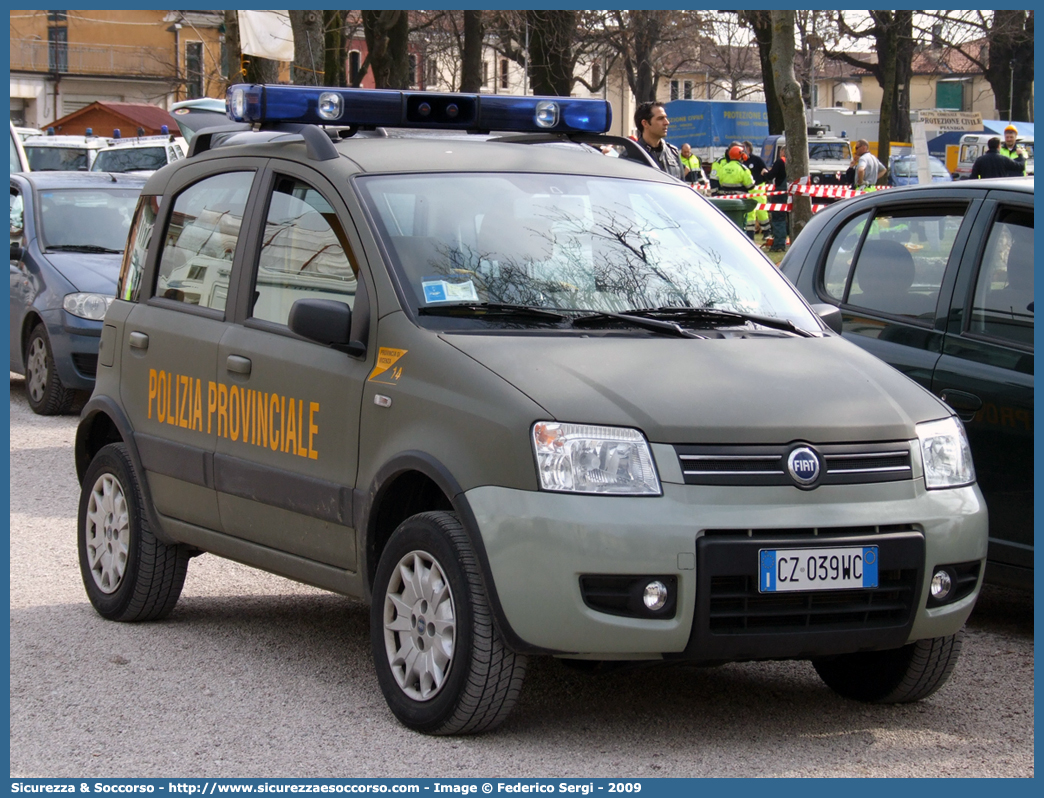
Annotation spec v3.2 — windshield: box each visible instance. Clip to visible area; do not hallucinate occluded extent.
[37,188,141,251]
[358,173,818,332]
[809,143,851,161]
[892,158,950,178]
[92,146,167,173]
[25,145,89,171]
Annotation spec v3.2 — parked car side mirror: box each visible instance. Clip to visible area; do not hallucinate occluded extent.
[811,303,843,334]
[11,242,24,261]
[288,298,365,358]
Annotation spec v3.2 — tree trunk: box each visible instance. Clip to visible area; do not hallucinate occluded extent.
[769,11,812,239]
[289,11,324,86]
[363,10,411,90]
[984,10,1034,122]
[629,11,661,103]
[460,10,484,92]
[742,12,785,135]
[525,11,576,96]
[223,10,243,84]
[324,11,345,87]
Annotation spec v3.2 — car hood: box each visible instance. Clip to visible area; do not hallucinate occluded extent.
[442,333,949,444]
[43,251,121,294]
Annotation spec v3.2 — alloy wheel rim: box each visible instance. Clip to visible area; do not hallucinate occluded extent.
[382,549,456,701]
[84,473,130,594]
[26,337,48,403]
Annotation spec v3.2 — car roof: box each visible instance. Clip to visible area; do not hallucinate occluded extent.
[22,135,110,147]
[13,171,148,189]
[145,130,674,193]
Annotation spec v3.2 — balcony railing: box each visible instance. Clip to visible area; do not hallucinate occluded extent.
[11,37,175,77]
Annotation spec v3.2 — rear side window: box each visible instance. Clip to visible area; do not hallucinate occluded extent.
[969,208,1033,346]
[156,171,253,311]
[118,195,159,303]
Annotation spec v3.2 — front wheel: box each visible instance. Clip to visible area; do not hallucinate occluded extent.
[24,325,78,415]
[812,631,964,703]
[370,511,527,734]
[77,443,190,621]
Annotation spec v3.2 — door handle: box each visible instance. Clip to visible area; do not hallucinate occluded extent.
[129,331,149,350]
[226,355,252,376]
[938,389,982,423]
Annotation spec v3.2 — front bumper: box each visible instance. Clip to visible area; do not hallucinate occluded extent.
[467,476,987,660]
[41,308,102,391]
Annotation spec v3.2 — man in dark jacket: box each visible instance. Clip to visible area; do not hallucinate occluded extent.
[633,102,684,180]
[970,137,1025,180]
[758,151,789,252]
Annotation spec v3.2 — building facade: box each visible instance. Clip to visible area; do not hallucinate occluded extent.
[10,9,225,129]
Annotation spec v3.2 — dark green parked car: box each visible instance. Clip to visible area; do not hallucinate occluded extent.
[781,177,1033,589]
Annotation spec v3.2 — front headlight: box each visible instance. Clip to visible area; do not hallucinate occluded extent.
[917,416,976,489]
[532,422,661,495]
[63,293,114,320]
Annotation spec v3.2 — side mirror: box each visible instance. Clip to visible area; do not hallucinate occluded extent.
[811,303,843,335]
[288,298,365,357]
[11,242,24,261]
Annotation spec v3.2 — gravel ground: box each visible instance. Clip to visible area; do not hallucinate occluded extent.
[8,375,1034,778]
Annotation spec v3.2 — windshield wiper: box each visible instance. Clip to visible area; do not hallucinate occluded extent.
[622,307,815,338]
[417,302,567,322]
[571,311,704,339]
[46,245,123,254]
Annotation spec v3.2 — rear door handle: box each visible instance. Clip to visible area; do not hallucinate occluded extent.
[226,355,252,376]
[129,331,149,350]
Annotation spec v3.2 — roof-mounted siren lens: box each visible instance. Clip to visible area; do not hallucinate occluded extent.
[228,85,265,123]
[317,92,343,121]
[478,96,612,134]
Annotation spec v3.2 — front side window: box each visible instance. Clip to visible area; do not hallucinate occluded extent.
[251,176,357,326]
[969,208,1033,346]
[156,171,253,310]
[359,173,819,332]
[832,209,964,321]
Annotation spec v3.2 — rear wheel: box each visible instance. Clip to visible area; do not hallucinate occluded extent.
[813,631,964,703]
[371,511,527,734]
[77,443,189,621]
[24,325,77,415]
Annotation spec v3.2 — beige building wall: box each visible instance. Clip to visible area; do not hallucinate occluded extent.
[10,9,225,128]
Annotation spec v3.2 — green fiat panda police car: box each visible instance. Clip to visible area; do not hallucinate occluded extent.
[75,85,987,735]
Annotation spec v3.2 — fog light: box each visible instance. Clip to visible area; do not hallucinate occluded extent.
[931,569,954,601]
[643,580,668,611]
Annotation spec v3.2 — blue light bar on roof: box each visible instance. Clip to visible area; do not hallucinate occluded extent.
[225,84,612,134]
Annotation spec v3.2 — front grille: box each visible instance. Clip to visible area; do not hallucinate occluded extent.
[72,353,97,378]
[708,570,917,633]
[675,442,913,487]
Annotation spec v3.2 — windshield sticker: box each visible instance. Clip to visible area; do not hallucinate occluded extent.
[368,347,407,385]
[422,277,479,304]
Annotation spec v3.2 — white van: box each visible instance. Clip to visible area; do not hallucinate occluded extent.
[10,121,29,173]
[954,133,1033,179]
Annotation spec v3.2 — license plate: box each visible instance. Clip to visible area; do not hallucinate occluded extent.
[759,546,878,593]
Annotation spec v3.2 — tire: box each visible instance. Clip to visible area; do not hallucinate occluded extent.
[370,511,527,735]
[24,325,77,415]
[77,443,189,622]
[813,631,964,703]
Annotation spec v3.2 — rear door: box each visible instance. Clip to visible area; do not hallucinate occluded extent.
[212,160,374,569]
[119,159,263,533]
[931,189,1033,575]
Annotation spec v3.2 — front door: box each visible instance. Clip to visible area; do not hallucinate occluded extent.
[213,163,372,569]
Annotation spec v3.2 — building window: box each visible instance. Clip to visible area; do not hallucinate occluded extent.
[185,41,203,100]
[669,80,694,101]
[426,58,438,89]
[47,10,67,22]
[482,61,489,87]
[936,80,967,112]
[48,26,68,73]
[500,59,509,90]
[408,54,418,88]
[592,62,601,88]
[349,51,361,86]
